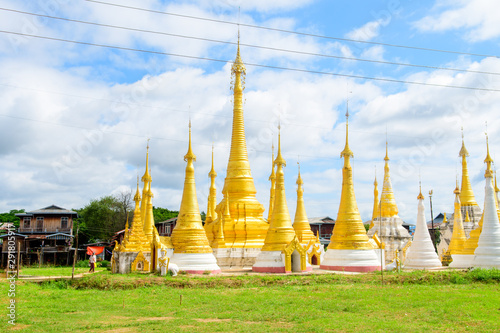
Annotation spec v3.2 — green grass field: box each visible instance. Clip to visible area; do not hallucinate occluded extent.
[1,269,499,332]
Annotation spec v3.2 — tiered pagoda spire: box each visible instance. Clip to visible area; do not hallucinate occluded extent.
[293,164,316,245]
[211,35,268,251]
[447,183,467,266]
[120,178,150,253]
[320,107,380,272]
[140,141,152,224]
[260,127,296,252]
[171,122,214,254]
[206,146,218,225]
[404,184,442,269]
[459,129,478,206]
[380,141,398,218]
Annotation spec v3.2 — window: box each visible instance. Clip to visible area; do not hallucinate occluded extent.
[61,217,68,229]
[165,225,171,235]
[23,217,31,229]
[36,217,44,230]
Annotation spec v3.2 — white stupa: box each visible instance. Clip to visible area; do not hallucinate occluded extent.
[404,185,442,269]
[471,136,500,268]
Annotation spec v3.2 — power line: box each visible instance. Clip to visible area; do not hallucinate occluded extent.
[2,7,499,76]
[85,0,500,59]
[1,30,499,93]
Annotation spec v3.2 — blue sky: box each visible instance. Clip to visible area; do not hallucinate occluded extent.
[1,0,500,224]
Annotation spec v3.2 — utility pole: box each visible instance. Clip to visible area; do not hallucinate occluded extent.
[429,190,437,252]
[71,221,79,279]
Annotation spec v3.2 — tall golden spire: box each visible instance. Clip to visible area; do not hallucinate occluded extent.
[261,126,296,251]
[370,171,379,228]
[213,34,267,248]
[459,128,478,206]
[293,163,316,245]
[267,143,276,222]
[140,140,152,224]
[328,109,373,250]
[171,122,213,254]
[379,139,399,217]
[448,182,467,254]
[121,178,150,252]
[206,145,218,224]
[143,186,155,244]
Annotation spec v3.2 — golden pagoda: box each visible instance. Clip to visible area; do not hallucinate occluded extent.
[120,179,150,253]
[369,173,379,229]
[267,144,276,223]
[253,127,309,273]
[445,183,467,267]
[451,134,493,267]
[209,35,269,267]
[170,122,221,274]
[320,108,381,272]
[458,128,482,235]
[293,163,324,265]
[367,140,411,262]
[293,164,317,244]
[111,178,152,273]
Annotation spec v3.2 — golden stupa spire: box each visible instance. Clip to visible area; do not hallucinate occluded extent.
[261,126,296,251]
[459,128,478,206]
[293,162,316,245]
[417,181,424,200]
[370,168,379,227]
[484,133,493,178]
[212,30,267,248]
[328,107,373,250]
[447,181,467,254]
[206,145,218,224]
[121,177,149,252]
[379,137,399,217]
[460,132,493,256]
[171,122,213,254]
[267,142,276,222]
[140,140,152,224]
[143,182,155,244]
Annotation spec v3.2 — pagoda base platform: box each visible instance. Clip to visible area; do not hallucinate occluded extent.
[113,251,151,274]
[212,247,262,269]
[320,249,381,272]
[252,250,312,273]
[170,252,221,274]
[449,254,473,268]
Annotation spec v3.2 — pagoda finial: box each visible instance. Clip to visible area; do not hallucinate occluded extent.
[274,124,286,167]
[370,167,380,224]
[341,103,353,158]
[184,120,196,162]
[485,131,493,178]
[458,127,477,206]
[384,136,389,162]
[134,176,141,203]
[417,180,424,200]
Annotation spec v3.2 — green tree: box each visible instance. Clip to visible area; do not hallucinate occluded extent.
[76,194,131,243]
[152,206,178,223]
[0,209,25,228]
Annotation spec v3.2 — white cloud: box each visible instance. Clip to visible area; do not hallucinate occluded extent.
[414,0,500,41]
[345,19,384,42]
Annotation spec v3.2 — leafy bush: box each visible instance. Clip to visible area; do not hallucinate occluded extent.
[98,260,110,268]
[75,260,89,268]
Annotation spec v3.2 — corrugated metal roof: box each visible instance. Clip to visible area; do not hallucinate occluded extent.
[308,216,335,224]
[16,205,78,217]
